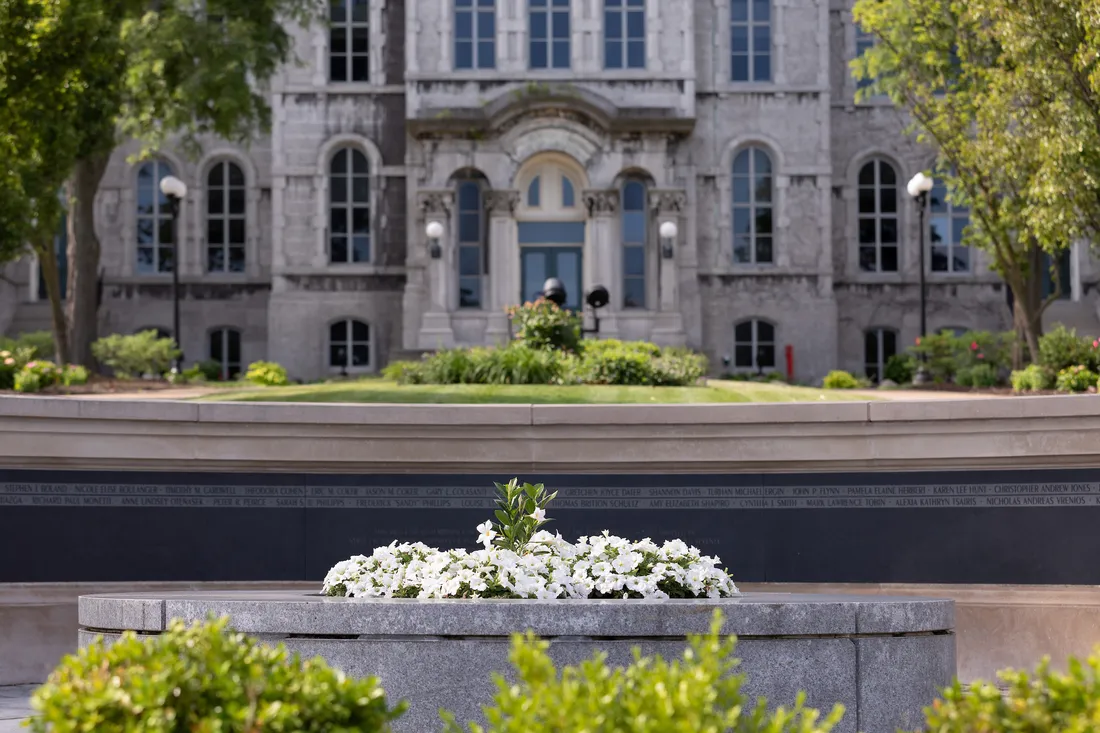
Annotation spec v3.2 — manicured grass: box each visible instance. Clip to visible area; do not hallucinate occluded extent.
[195,378,874,404]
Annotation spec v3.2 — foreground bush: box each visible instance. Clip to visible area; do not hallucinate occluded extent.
[245,360,290,386]
[442,611,843,733]
[822,370,863,389]
[1011,364,1055,393]
[1038,325,1100,373]
[91,330,179,379]
[1055,365,1097,393]
[885,353,916,384]
[0,331,54,360]
[578,340,706,387]
[956,363,1000,388]
[29,616,405,733]
[909,330,1012,384]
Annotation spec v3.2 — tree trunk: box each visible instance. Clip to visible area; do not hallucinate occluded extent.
[66,154,109,368]
[1010,244,1047,363]
[34,236,71,366]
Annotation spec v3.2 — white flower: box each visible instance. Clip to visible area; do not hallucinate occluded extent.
[529,507,546,522]
[476,521,497,547]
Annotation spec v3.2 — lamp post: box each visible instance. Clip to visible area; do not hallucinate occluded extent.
[159,175,188,373]
[659,221,677,260]
[906,171,934,384]
[426,220,444,259]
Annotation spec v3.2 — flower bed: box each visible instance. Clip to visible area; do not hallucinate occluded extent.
[323,479,738,600]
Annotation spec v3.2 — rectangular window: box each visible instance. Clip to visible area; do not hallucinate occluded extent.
[530,0,571,70]
[731,0,770,82]
[457,181,484,308]
[330,0,369,82]
[455,0,496,69]
[855,25,875,92]
[604,0,645,70]
[929,181,970,274]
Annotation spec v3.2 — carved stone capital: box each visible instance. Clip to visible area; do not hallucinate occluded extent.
[485,190,520,215]
[582,189,619,216]
[649,189,687,216]
[417,190,454,219]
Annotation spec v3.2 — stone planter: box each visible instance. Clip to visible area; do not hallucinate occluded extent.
[79,591,955,733]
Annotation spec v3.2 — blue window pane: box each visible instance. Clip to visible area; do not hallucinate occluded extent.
[459,245,481,275]
[606,0,621,5]
[756,236,773,263]
[351,0,368,22]
[552,41,569,68]
[330,176,347,203]
[753,55,770,82]
[929,218,947,245]
[556,250,581,310]
[460,277,482,308]
[330,148,347,174]
[734,235,751,263]
[552,12,569,38]
[606,40,623,68]
[623,211,645,243]
[624,244,645,276]
[478,0,493,6]
[552,0,568,6]
[752,0,769,22]
[477,40,495,67]
[523,251,547,303]
[530,12,547,39]
[952,216,967,244]
[459,212,481,242]
[953,246,970,272]
[623,277,646,309]
[755,175,772,203]
[528,177,541,207]
[930,184,948,213]
[459,182,480,210]
[530,42,547,67]
[562,177,575,207]
[733,177,751,203]
[352,235,370,262]
[732,55,749,81]
[731,25,748,53]
[626,11,644,37]
[879,162,896,185]
[351,150,368,173]
[627,40,644,68]
[518,221,586,243]
[531,0,546,5]
[456,41,474,68]
[731,0,748,22]
[733,207,751,235]
[478,10,494,37]
[456,0,472,6]
[606,10,622,38]
[456,12,473,37]
[752,23,769,47]
[754,149,772,175]
[623,181,645,210]
[733,150,751,174]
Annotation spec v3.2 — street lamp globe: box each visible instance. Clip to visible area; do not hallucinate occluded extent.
[425,221,445,239]
[160,175,188,200]
[659,221,678,239]
[906,172,934,199]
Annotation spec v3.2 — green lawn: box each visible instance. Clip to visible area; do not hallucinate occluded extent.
[195,378,874,404]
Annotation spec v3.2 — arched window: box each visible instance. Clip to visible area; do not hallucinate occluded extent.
[562,176,575,208]
[732,147,773,264]
[529,0,570,69]
[330,0,369,82]
[929,179,969,273]
[527,176,541,208]
[206,161,246,273]
[864,328,897,382]
[604,0,645,69]
[857,159,898,272]
[457,180,484,309]
[208,328,242,380]
[622,179,647,308]
[329,319,371,370]
[136,160,175,274]
[734,319,775,370]
[329,148,371,264]
[455,0,495,69]
[731,0,770,82]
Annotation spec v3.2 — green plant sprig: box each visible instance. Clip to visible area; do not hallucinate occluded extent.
[491,478,557,554]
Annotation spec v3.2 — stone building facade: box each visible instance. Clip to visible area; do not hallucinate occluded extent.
[2,0,1098,383]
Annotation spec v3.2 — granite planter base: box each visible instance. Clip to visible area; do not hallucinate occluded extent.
[79,591,955,733]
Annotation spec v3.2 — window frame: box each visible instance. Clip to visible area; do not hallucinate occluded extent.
[329,0,370,83]
[328,147,372,265]
[733,319,776,372]
[863,327,897,383]
[730,0,771,82]
[529,0,571,70]
[456,178,487,309]
[135,159,176,275]
[732,146,774,265]
[328,318,373,373]
[928,180,971,274]
[205,160,247,274]
[857,159,900,274]
[604,0,645,70]
[455,0,496,70]
[208,327,243,381]
[621,178,648,309]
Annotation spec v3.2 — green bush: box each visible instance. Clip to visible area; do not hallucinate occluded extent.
[442,611,843,733]
[383,359,427,384]
[909,330,1013,383]
[0,330,54,360]
[651,347,709,386]
[14,370,42,394]
[245,360,290,387]
[884,353,916,384]
[14,360,63,393]
[0,351,17,390]
[823,370,863,389]
[507,298,581,352]
[1038,325,1100,372]
[472,343,560,385]
[1011,364,1055,393]
[28,616,404,733]
[61,365,89,387]
[956,363,1000,388]
[196,359,223,381]
[91,330,179,379]
[1055,365,1097,393]
[918,653,1100,733]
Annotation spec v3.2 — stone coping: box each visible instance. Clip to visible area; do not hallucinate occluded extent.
[78,591,954,638]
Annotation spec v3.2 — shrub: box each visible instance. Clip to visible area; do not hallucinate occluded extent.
[196,359,223,381]
[245,360,290,387]
[651,347,708,386]
[1038,325,1099,372]
[383,359,427,385]
[908,330,1014,383]
[28,616,405,733]
[441,611,843,733]
[91,330,179,379]
[1055,365,1098,393]
[14,370,42,394]
[0,351,16,390]
[14,360,63,393]
[885,353,916,384]
[1011,364,1055,393]
[823,370,863,389]
[956,363,1000,388]
[472,343,560,385]
[507,298,581,352]
[579,345,656,385]
[61,365,89,387]
[0,330,54,360]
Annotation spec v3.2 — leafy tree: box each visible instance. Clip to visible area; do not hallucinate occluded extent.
[850,0,1084,359]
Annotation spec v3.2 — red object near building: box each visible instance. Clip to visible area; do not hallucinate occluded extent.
[785,345,794,382]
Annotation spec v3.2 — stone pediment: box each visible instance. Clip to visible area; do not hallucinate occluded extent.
[409,83,694,138]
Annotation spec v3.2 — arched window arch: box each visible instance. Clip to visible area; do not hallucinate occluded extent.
[329,318,371,371]
[329,148,371,264]
[330,0,369,82]
[457,178,486,309]
[732,147,773,264]
[455,0,495,69]
[136,159,175,274]
[562,176,575,208]
[731,0,771,82]
[621,179,647,308]
[858,159,899,272]
[864,327,897,382]
[734,319,775,371]
[208,327,242,380]
[929,179,970,273]
[206,161,246,273]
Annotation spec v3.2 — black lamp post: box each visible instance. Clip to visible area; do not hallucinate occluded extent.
[160,175,188,373]
[540,279,609,335]
[907,171,934,384]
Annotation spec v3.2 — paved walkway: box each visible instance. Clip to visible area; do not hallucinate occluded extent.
[0,686,33,732]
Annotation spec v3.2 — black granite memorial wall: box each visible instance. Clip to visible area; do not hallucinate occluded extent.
[1,467,1095,584]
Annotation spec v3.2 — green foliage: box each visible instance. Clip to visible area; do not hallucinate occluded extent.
[507,298,582,353]
[1038,325,1100,373]
[1011,364,1056,393]
[91,331,179,379]
[908,330,1012,384]
[196,359,223,381]
[489,478,556,553]
[442,611,844,733]
[382,360,428,385]
[956,364,1000,388]
[918,652,1100,733]
[577,340,707,387]
[28,616,405,733]
[884,353,916,384]
[61,364,88,387]
[0,331,54,360]
[1055,365,1098,394]
[245,360,290,387]
[13,370,42,394]
[822,370,864,389]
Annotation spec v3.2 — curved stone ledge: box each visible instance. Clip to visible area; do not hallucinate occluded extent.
[79,591,956,733]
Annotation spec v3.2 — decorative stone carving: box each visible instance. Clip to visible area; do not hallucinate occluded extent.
[417,190,454,219]
[649,190,687,215]
[485,190,520,216]
[583,189,619,216]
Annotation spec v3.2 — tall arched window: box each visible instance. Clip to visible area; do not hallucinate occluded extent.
[136,160,175,274]
[732,147,773,264]
[864,328,897,382]
[604,0,645,69]
[857,159,898,272]
[734,319,775,371]
[731,0,770,82]
[329,319,371,371]
[208,328,242,380]
[206,161,246,273]
[455,0,495,69]
[330,0,369,82]
[529,0,570,69]
[457,179,484,309]
[527,176,541,207]
[622,179,647,308]
[329,148,371,264]
[929,180,970,273]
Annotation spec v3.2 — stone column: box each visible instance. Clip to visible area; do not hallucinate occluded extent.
[416,190,456,349]
[649,189,688,345]
[485,190,520,345]
[583,190,621,339]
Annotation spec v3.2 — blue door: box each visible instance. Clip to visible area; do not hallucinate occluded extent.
[518,221,585,310]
